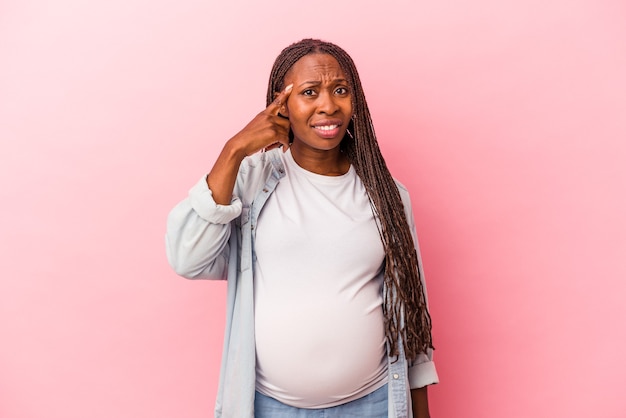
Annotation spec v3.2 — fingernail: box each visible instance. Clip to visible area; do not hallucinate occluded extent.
[285,84,293,93]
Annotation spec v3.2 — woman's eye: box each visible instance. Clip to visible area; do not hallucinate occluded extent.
[335,87,348,95]
[302,89,315,96]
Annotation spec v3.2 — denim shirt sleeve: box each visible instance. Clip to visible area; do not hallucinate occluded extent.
[165,175,242,280]
[396,179,440,390]
[188,175,243,224]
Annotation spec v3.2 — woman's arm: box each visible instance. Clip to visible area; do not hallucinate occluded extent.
[165,84,293,279]
[165,179,239,279]
[207,84,292,204]
[396,183,438,416]
[411,386,430,418]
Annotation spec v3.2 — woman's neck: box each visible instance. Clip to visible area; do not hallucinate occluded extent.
[289,142,350,176]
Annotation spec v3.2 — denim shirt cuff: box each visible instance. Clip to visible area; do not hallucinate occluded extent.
[408,351,439,389]
[189,176,242,224]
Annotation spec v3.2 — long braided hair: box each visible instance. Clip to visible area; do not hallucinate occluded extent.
[266,39,434,360]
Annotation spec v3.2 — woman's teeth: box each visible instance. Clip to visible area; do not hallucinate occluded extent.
[315,125,338,131]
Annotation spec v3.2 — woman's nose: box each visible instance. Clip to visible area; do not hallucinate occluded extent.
[317,91,339,114]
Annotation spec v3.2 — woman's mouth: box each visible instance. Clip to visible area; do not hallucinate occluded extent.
[312,121,342,138]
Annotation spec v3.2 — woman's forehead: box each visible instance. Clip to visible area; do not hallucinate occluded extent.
[286,53,347,82]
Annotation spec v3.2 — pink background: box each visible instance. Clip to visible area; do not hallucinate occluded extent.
[2,0,625,417]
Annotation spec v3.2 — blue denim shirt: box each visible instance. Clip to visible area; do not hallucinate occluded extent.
[166,149,438,418]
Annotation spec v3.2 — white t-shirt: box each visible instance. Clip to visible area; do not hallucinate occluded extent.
[254,150,388,408]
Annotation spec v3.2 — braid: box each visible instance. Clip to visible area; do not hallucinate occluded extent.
[267,39,433,360]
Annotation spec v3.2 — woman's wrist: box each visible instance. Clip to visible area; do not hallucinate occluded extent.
[223,135,249,162]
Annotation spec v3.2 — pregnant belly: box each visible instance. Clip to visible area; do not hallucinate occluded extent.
[254,295,387,408]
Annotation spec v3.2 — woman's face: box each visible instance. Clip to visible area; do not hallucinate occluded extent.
[282,53,353,152]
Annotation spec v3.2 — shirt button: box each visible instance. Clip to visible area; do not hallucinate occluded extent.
[262,188,269,193]
[393,373,399,379]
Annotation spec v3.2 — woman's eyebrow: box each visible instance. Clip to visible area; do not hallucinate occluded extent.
[297,78,348,87]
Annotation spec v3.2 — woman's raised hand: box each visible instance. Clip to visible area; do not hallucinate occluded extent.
[206,84,293,205]
[228,83,293,157]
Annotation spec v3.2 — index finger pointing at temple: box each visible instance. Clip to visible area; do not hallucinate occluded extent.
[267,83,293,115]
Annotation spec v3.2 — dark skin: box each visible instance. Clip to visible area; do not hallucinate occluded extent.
[207,53,432,417]
[278,53,352,176]
[412,386,431,418]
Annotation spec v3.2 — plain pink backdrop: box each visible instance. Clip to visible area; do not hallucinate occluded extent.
[1,0,625,417]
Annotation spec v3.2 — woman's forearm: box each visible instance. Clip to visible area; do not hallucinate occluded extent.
[411,386,431,418]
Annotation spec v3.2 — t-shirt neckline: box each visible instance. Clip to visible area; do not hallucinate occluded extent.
[283,148,355,184]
